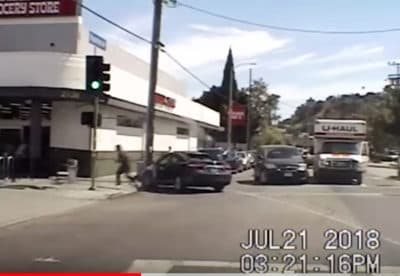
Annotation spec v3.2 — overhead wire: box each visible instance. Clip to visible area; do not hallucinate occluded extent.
[76,0,212,90]
[78,1,151,44]
[77,1,299,109]
[177,1,400,35]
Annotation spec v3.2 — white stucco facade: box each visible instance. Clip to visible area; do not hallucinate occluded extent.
[0,17,220,156]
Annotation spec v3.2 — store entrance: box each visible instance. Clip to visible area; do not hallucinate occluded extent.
[22,126,51,178]
[0,129,22,155]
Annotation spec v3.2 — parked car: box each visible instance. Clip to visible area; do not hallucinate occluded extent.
[254,145,309,184]
[247,151,256,168]
[222,150,243,173]
[382,149,399,162]
[237,151,251,170]
[198,147,225,161]
[141,151,232,192]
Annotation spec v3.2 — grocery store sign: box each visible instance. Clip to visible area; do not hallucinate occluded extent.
[0,0,79,17]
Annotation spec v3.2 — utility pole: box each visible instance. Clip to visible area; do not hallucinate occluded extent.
[246,67,253,150]
[388,61,400,89]
[227,68,233,151]
[144,0,163,166]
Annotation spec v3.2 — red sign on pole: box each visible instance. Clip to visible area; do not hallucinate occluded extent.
[0,0,79,18]
[231,103,246,126]
[155,93,176,109]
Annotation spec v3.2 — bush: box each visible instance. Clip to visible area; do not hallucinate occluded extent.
[252,127,290,147]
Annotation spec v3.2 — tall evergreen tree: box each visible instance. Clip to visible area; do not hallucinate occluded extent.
[220,48,239,101]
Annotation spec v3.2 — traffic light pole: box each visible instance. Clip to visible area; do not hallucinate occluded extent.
[144,0,163,167]
[89,95,99,191]
[89,46,98,191]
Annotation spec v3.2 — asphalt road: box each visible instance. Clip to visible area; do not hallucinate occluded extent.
[1,168,400,273]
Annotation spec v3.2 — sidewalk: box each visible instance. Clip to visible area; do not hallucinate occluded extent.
[368,161,397,169]
[0,175,139,228]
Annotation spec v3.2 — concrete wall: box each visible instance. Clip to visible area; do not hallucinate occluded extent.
[0,17,81,53]
[50,101,91,150]
[0,51,220,127]
[49,101,201,176]
[50,101,199,152]
[0,18,220,128]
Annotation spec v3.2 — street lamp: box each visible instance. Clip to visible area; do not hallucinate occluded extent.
[227,62,256,151]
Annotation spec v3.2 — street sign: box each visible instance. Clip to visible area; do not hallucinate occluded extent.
[231,103,246,126]
[162,0,177,7]
[89,31,107,51]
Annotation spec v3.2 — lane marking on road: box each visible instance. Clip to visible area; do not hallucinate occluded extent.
[231,190,400,248]
[249,192,383,197]
[124,259,330,273]
[33,257,61,263]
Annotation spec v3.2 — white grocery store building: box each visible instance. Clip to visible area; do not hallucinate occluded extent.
[0,0,221,177]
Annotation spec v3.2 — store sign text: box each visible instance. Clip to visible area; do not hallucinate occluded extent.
[0,0,77,17]
[231,103,246,126]
[155,93,176,109]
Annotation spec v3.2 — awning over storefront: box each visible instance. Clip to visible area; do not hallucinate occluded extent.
[0,87,223,131]
[106,96,224,132]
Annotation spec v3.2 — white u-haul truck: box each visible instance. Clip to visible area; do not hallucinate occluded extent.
[313,119,369,185]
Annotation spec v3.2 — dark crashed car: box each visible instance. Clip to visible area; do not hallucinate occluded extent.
[142,152,232,192]
[254,145,309,184]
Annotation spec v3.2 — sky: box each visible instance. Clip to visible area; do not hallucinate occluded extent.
[82,0,400,119]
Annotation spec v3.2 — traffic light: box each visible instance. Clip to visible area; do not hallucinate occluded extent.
[86,55,111,94]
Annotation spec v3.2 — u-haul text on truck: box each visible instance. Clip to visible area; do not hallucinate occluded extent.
[313,119,369,185]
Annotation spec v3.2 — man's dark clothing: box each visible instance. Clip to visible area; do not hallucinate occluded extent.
[116,150,132,185]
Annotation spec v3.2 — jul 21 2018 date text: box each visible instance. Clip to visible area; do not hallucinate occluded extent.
[240,229,381,273]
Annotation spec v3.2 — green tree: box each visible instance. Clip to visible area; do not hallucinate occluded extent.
[251,125,289,147]
[285,90,399,151]
[220,48,239,101]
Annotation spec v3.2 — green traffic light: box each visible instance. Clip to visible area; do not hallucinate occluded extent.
[90,81,101,90]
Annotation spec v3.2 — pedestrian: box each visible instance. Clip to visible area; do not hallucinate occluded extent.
[168,146,172,153]
[115,144,135,186]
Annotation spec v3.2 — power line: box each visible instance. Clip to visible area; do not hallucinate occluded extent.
[160,48,211,89]
[77,1,151,44]
[177,1,400,35]
[77,1,212,91]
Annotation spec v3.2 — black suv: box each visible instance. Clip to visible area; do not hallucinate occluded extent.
[254,145,309,184]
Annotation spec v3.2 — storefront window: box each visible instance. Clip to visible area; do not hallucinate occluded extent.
[116,115,144,128]
[177,127,189,136]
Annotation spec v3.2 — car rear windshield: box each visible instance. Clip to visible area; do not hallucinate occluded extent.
[187,153,213,160]
[266,147,301,159]
[198,149,223,160]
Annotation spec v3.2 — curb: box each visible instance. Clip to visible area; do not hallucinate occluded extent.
[0,184,56,190]
[107,188,139,200]
[368,164,397,169]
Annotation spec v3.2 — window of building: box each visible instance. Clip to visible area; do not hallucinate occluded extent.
[116,115,144,128]
[177,127,189,136]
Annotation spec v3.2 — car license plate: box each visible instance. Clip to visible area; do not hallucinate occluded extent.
[209,168,219,174]
[284,172,293,177]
